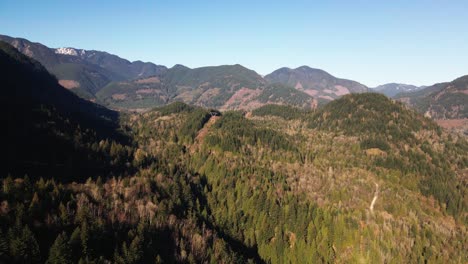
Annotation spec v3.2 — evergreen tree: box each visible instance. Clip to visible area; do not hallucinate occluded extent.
[80,221,90,257]
[0,229,9,261]
[9,225,40,263]
[2,175,14,194]
[46,232,72,264]
[29,192,40,217]
[69,226,81,260]
[59,202,70,225]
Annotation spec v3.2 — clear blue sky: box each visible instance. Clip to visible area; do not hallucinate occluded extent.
[1,0,467,87]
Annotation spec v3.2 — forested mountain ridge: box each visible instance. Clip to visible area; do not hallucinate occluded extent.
[4,34,466,120]
[395,75,468,119]
[124,95,467,263]
[264,66,368,105]
[0,41,132,182]
[96,64,316,110]
[0,34,167,99]
[98,64,265,109]
[309,93,466,216]
[1,34,371,111]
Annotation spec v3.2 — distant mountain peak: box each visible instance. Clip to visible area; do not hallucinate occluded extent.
[296,65,321,71]
[172,64,190,70]
[265,65,367,103]
[55,47,84,56]
[373,83,425,97]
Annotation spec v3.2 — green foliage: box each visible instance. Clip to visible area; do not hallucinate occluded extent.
[360,137,390,151]
[0,230,8,262]
[429,91,468,119]
[155,101,195,115]
[309,93,435,138]
[96,80,166,109]
[252,104,307,120]
[179,109,212,142]
[46,233,72,264]
[396,75,468,119]
[256,84,313,108]
[95,64,267,109]
[50,63,111,96]
[264,66,368,98]
[311,94,466,218]
[206,111,295,152]
[8,225,41,263]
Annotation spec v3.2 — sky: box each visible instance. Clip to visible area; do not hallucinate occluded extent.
[1,0,467,87]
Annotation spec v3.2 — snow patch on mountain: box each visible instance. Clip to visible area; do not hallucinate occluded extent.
[372,83,425,97]
[55,47,80,56]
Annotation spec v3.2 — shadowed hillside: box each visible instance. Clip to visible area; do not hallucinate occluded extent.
[0,35,166,99]
[1,41,132,181]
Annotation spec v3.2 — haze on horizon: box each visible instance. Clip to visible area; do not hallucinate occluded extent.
[1,0,467,87]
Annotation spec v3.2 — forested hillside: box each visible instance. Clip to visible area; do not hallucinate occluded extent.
[264,66,368,104]
[0,41,243,263]
[1,42,467,263]
[0,41,131,182]
[395,75,468,119]
[125,96,467,263]
[96,65,316,111]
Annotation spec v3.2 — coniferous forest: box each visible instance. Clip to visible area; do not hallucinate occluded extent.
[1,38,468,264]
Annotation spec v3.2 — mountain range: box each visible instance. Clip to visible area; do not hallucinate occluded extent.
[96,63,317,110]
[1,34,466,129]
[395,76,468,119]
[0,34,166,99]
[1,35,369,110]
